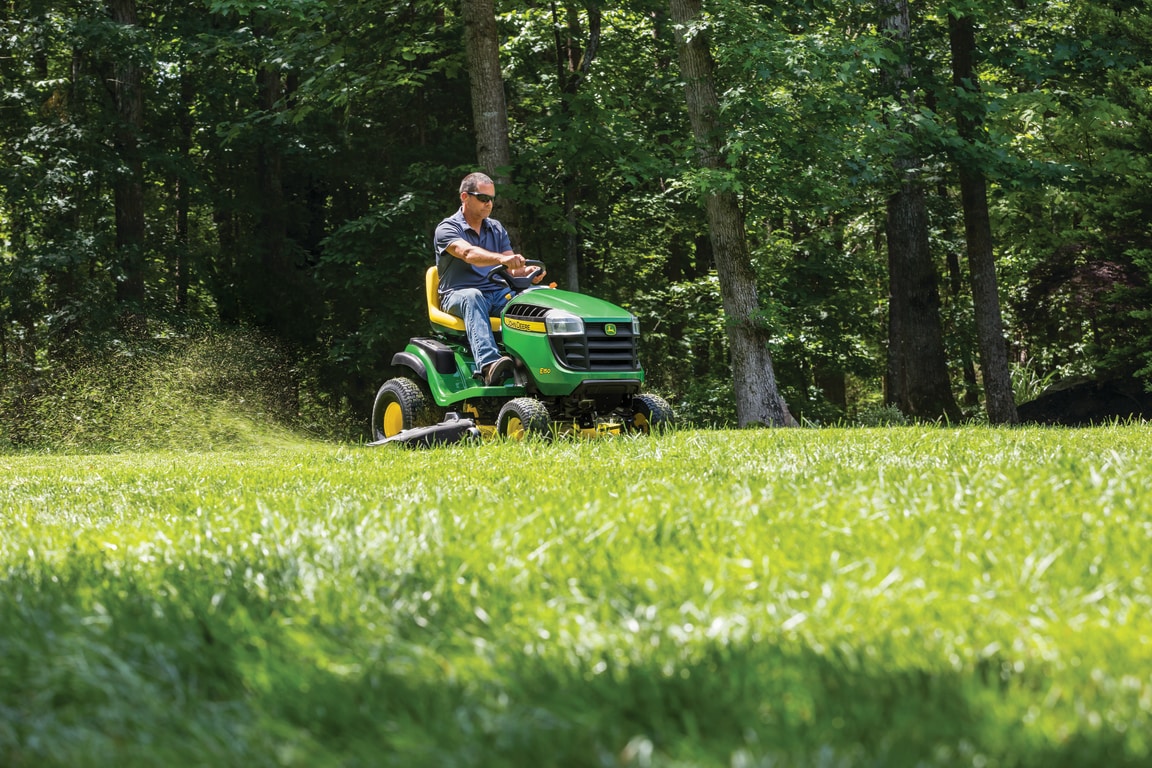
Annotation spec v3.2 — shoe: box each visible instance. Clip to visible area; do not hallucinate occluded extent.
[482,356,515,386]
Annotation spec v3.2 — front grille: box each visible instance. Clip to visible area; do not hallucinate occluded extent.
[551,322,640,372]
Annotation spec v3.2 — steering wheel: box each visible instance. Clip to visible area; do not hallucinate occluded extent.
[488,259,547,292]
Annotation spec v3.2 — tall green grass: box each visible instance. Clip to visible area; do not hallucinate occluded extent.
[2,426,1151,767]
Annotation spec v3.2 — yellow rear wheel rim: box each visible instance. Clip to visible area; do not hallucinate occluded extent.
[505,416,525,440]
[383,401,405,437]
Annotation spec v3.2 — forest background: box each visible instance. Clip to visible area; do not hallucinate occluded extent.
[2,0,1150,444]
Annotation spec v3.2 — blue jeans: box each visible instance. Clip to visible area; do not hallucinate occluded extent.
[441,288,511,371]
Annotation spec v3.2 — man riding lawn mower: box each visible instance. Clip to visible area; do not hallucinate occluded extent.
[370,260,674,443]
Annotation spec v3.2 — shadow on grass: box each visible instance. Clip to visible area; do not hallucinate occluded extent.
[2,555,1147,768]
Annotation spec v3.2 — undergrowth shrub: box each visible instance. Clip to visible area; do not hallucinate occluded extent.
[0,324,355,452]
[853,403,909,427]
[1010,358,1060,405]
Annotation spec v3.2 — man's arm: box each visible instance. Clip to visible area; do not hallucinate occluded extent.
[447,240,543,282]
[445,239,526,270]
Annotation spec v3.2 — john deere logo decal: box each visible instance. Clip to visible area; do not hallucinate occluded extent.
[605,323,617,336]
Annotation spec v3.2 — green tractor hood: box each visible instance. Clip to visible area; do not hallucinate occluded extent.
[506,286,634,319]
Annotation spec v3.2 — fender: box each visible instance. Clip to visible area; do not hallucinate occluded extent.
[392,350,427,381]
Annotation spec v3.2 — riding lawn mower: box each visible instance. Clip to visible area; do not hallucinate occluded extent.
[370,260,674,445]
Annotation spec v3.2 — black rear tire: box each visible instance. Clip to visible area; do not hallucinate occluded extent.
[372,377,442,441]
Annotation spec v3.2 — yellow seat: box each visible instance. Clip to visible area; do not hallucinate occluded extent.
[426,266,501,333]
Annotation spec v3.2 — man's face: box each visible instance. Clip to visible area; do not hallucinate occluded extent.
[461,182,497,219]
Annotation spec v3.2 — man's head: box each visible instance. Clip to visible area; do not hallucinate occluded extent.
[459,172,496,219]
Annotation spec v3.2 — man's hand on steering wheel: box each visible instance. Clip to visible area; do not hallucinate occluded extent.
[488,259,548,291]
[497,252,526,270]
[501,254,545,284]
[519,263,546,284]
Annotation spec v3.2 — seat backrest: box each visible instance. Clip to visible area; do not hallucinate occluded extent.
[426,266,501,333]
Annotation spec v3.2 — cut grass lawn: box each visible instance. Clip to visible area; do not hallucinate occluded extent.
[2,425,1151,767]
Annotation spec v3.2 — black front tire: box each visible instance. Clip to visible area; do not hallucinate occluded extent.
[372,378,442,441]
[628,393,674,434]
[496,397,552,439]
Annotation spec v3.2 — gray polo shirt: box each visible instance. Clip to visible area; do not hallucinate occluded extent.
[433,208,513,298]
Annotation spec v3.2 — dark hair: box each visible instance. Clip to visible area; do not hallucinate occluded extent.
[459,172,494,195]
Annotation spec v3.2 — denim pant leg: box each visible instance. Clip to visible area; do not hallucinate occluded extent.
[442,288,504,370]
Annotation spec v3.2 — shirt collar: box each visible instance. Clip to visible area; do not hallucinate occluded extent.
[456,206,492,233]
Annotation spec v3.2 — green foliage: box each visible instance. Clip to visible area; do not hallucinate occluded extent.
[5,0,1152,428]
[853,402,909,427]
[312,186,451,410]
[501,4,692,288]
[983,2,1152,383]
[3,427,1152,765]
[1011,357,1060,406]
[630,274,736,426]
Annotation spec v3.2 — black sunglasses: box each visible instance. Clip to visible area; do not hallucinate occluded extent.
[466,191,496,203]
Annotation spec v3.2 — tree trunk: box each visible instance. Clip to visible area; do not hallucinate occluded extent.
[172,62,194,314]
[670,0,795,427]
[255,61,289,325]
[949,14,1019,424]
[107,0,146,307]
[462,0,521,247]
[565,187,580,289]
[553,3,601,291]
[212,185,241,325]
[938,182,981,407]
[879,0,960,422]
[885,164,961,421]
